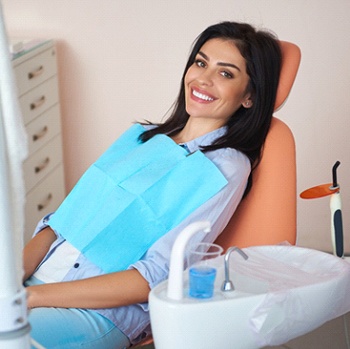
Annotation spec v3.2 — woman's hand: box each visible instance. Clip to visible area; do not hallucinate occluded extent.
[26,285,39,309]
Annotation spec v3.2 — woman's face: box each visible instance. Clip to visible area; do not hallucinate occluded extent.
[184,38,252,127]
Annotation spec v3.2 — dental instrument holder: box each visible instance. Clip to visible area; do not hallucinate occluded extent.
[221,246,249,292]
[300,161,344,258]
[0,289,28,332]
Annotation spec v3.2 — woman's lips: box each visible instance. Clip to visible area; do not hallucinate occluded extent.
[191,88,216,103]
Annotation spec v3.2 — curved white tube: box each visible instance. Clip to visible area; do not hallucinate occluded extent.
[167,221,211,300]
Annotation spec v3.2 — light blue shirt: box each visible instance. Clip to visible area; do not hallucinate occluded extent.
[30,125,250,345]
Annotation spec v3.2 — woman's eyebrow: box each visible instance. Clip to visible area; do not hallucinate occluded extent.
[198,51,241,72]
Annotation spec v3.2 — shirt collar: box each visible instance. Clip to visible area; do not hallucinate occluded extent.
[142,123,228,152]
[180,126,227,153]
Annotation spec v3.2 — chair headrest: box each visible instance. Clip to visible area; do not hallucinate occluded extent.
[274,41,301,111]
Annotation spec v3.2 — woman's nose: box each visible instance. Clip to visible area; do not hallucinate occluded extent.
[197,69,214,86]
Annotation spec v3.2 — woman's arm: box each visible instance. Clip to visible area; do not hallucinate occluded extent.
[26,268,150,309]
[23,227,57,282]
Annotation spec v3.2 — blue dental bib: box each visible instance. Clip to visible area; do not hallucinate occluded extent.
[49,124,227,273]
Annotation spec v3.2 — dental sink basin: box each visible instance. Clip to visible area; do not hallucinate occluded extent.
[149,245,350,349]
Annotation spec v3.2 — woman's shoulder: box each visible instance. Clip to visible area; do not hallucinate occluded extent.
[206,147,251,181]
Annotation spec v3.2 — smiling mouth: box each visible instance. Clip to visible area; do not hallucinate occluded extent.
[192,89,215,101]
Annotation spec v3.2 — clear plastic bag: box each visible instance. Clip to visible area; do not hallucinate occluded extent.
[230,244,350,346]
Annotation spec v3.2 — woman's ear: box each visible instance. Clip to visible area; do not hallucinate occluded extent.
[242,98,253,109]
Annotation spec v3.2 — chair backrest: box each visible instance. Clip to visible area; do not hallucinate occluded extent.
[215,41,301,251]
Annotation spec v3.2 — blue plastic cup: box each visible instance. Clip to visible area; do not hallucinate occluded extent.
[187,242,223,299]
[189,266,217,299]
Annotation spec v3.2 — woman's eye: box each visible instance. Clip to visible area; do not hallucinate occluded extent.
[221,71,233,79]
[195,59,206,68]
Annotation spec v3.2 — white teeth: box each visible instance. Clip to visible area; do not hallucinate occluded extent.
[192,89,214,101]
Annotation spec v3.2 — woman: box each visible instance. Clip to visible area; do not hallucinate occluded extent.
[24,21,281,348]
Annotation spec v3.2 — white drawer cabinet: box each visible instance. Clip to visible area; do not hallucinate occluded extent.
[12,39,66,243]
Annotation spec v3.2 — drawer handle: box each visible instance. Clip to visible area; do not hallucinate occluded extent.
[30,96,46,110]
[37,193,53,211]
[35,157,50,174]
[28,65,44,79]
[33,126,48,142]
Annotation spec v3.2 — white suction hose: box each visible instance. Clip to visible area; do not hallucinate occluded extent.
[167,221,211,300]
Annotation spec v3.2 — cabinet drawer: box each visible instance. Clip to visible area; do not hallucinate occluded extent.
[24,165,65,243]
[26,104,61,155]
[19,76,59,125]
[14,46,57,96]
[23,135,63,192]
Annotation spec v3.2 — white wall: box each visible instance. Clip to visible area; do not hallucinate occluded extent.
[3,0,350,253]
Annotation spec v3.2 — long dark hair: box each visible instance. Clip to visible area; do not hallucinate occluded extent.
[140,21,282,196]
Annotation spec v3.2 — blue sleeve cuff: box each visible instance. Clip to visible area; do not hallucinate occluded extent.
[33,212,57,237]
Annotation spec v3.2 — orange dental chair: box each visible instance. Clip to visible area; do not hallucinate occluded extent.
[216,40,301,251]
[135,40,301,348]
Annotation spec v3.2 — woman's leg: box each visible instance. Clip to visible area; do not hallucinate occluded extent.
[29,307,130,349]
